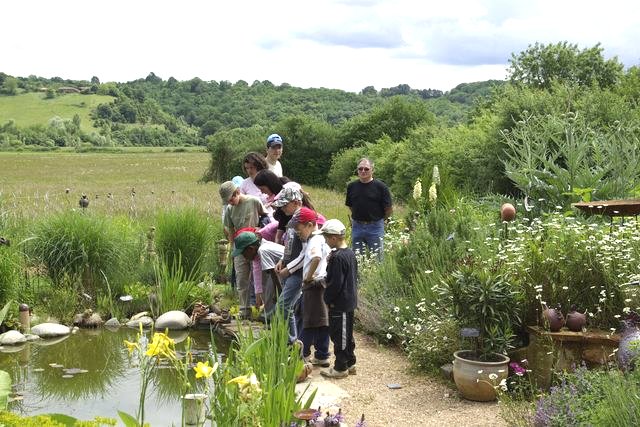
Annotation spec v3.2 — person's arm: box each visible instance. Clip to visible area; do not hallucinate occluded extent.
[304,257,321,284]
[223,205,236,239]
[284,250,304,274]
[384,206,393,219]
[382,182,393,220]
[324,257,345,305]
[275,229,284,245]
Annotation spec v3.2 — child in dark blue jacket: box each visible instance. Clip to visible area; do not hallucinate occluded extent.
[314,219,358,378]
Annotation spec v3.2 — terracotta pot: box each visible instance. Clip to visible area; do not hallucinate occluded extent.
[452,350,510,401]
[500,203,516,222]
[565,305,587,332]
[543,304,565,332]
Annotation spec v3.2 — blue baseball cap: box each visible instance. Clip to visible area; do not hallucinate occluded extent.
[266,134,283,147]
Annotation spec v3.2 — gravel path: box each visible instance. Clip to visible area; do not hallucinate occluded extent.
[298,331,506,427]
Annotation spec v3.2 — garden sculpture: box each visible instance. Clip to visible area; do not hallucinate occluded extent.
[565,305,587,332]
[542,303,565,332]
[617,310,640,371]
[79,194,89,209]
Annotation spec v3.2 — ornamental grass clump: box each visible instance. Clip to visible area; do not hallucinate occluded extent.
[28,211,137,296]
[155,208,212,279]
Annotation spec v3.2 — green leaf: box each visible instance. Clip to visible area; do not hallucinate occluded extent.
[0,370,11,411]
[118,410,141,427]
[43,414,78,426]
[0,300,13,326]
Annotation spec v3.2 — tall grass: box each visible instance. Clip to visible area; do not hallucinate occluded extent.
[155,208,212,278]
[27,211,137,296]
[153,255,197,316]
[210,312,313,426]
[0,246,21,305]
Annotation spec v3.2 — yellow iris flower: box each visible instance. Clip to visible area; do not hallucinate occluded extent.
[124,340,140,355]
[194,360,218,379]
[228,372,261,396]
[145,332,175,358]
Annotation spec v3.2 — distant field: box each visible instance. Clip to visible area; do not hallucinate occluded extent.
[0,151,352,226]
[0,92,114,132]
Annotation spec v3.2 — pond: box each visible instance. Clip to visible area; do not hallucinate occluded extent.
[0,327,229,425]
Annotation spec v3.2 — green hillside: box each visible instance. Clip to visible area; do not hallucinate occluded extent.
[0,92,114,132]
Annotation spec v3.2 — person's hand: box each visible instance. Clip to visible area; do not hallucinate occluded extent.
[275,260,283,273]
[278,267,290,279]
[255,293,264,308]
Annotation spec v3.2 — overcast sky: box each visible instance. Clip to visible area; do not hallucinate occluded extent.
[3,0,639,93]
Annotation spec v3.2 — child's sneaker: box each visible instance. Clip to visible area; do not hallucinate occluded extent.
[320,367,348,378]
[307,356,331,367]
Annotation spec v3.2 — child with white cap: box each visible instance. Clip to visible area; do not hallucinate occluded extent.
[314,219,358,378]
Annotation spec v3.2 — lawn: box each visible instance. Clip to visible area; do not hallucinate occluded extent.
[0,92,114,132]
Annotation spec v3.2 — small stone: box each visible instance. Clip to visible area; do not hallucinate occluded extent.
[104,318,121,328]
[126,316,154,329]
[440,363,454,381]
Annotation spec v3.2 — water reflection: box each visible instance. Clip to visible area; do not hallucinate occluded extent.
[0,327,228,424]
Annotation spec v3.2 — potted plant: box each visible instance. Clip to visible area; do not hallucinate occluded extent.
[438,267,521,401]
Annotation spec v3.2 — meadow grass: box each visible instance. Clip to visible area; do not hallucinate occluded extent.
[0,151,358,230]
[0,92,114,132]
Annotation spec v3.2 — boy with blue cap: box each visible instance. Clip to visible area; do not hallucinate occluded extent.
[265,133,283,177]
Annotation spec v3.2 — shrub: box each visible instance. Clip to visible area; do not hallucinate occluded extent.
[532,366,640,426]
[502,112,640,207]
[403,312,462,373]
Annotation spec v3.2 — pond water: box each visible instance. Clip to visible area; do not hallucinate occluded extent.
[0,327,229,425]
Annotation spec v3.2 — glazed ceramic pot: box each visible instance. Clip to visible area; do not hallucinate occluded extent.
[452,350,510,401]
[565,305,587,332]
[543,303,565,332]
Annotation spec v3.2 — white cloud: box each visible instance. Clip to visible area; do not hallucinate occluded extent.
[1,0,639,92]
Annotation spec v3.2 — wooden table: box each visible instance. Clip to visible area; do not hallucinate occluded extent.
[573,199,640,217]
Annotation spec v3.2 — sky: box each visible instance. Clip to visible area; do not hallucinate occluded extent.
[2,0,640,93]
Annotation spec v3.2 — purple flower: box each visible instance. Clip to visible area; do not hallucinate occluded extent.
[510,362,526,376]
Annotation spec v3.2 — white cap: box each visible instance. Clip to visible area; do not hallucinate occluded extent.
[313,219,346,236]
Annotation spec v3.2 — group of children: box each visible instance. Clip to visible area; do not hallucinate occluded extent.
[218,133,358,380]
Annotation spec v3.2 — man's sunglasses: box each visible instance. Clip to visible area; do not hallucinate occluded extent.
[357,167,370,172]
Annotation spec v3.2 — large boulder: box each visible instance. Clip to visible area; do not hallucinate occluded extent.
[126,316,154,329]
[31,323,71,338]
[155,311,192,330]
[0,330,27,345]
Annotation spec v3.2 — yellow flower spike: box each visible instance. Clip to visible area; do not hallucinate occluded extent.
[124,340,140,355]
[194,361,218,379]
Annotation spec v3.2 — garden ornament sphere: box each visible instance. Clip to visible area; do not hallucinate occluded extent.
[500,203,516,222]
